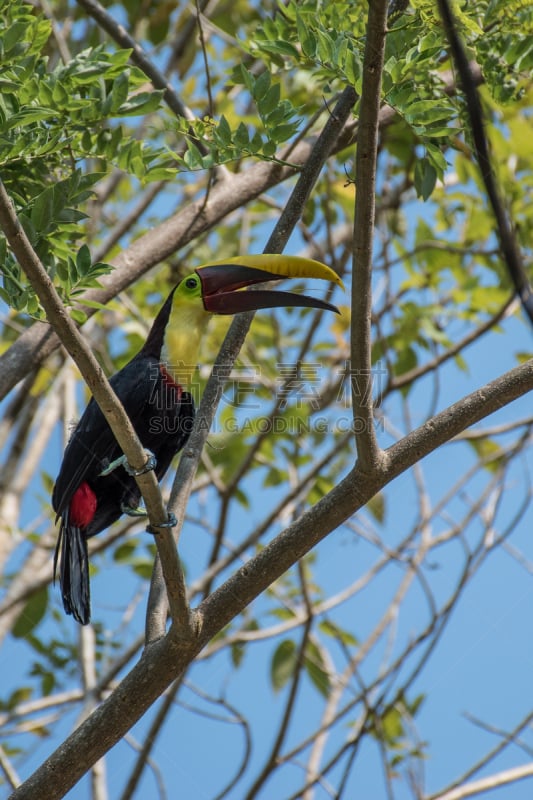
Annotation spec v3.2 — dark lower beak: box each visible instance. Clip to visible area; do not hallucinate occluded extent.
[196,263,340,315]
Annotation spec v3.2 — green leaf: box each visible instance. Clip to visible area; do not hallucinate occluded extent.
[467,438,506,473]
[253,70,271,102]
[216,114,232,146]
[239,64,255,93]
[296,13,316,58]
[234,487,250,508]
[304,640,330,698]
[76,244,92,276]
[12,587,48,638]
[79,298,111,311]
[381,706,404,743]
[367,492,385,523]
[117,90,164,117]
[234,122,250,148]
[231,641,245,668]
[259,84,281,116]
[6,686,33,710]
[132,559,154,579]
[183,141,205,170]
[113,540,139,562]
[109,70,130,113]
[270,122,298,144]
[52,78,69,105]
[263,466,288,487]
[70,307,87,324]
[414,158,437,200]
[271,639,297,691]
[319,619,359,647]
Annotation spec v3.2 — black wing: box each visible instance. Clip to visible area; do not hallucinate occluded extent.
[52,354,193,518]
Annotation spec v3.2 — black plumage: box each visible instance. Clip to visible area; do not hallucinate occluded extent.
[52,290,194,624]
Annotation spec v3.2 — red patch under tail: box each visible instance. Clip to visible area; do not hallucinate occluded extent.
[69,482,97,528]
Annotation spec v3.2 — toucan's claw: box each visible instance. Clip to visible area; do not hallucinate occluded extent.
[126,451,157,476]
[99,450,157,477]
[146,512,177,535]
[121,503,147,517]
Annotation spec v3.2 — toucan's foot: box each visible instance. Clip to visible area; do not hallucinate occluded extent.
[121,503,147,517]
[146,512,177,535]
[99,450,157,477]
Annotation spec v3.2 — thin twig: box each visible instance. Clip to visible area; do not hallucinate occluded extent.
[76,0,194,123]
[437,0,533,324]
[244,562,314,800]
[0,744,21,790]
[430,762,533,800]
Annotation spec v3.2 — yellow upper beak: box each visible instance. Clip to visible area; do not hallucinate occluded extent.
[205,255,345,290]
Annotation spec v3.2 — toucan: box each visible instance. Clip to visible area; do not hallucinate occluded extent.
[52,255,342,624]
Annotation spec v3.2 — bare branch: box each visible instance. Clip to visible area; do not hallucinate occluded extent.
[437,0,533,323]
[351,0,388,471]
[430,762,533,800]
[0,744,21,791]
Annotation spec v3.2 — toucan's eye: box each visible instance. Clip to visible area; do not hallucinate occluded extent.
[185,276,198,290]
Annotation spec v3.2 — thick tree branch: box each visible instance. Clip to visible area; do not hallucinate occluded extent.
[11,356,533,800]
[351,0,388,471]
[0,179,190,631]
[196,358,533,641]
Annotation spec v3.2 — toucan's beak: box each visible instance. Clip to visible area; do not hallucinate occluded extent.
[195,255,344,315]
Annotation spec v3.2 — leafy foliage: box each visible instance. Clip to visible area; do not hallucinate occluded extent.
[0,0,532,798]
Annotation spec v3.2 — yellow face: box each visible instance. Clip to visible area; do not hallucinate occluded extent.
[161,273,211,388]
[159,254,343,387]
[173,272,203,303]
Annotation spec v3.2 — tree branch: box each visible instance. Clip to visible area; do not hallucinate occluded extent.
[437,0,533,324]
[351,0,388,471]
[76,0,194,124]
[430,762,533,800]
[0,179,190,631]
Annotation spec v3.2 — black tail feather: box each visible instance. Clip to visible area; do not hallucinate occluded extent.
[54,513,91,625]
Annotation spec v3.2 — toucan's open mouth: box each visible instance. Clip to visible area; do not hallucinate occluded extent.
[195,255,343,315]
